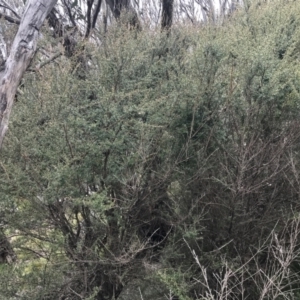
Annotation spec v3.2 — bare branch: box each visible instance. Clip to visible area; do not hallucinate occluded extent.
[85,0,94,38]
[92,0,102,29]
[27,51,62,72]
[0,12,20,24]
[63,0,77,28]
[0,0,21,18]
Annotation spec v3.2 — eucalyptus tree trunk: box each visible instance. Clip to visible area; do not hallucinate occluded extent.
[105,0,141,29]
[0,0,57,148]
[161,0,174,30]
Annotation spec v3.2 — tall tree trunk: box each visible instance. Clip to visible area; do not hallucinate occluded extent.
[161,0,174,30]
[105,0,141,29]
[0,0,58,148]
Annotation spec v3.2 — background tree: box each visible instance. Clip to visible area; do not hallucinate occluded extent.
[161,0,174,30]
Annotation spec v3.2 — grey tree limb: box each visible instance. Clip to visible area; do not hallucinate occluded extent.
[0,0,57,148]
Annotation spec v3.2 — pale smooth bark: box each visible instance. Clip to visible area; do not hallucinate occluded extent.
[0,0,57,148]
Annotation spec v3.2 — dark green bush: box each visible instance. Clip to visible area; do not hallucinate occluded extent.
[2,1,300,299]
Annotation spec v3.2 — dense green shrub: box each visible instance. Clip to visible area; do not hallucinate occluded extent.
[2,0,300,299]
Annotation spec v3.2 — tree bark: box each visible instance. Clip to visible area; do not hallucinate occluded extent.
[105,0,141,29]
[0,0,58,148]
[161,0,174,30]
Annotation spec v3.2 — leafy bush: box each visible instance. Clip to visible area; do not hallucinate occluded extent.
[2,0,300,299]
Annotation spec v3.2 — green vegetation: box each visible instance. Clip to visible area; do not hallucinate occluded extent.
[2,0,300,299]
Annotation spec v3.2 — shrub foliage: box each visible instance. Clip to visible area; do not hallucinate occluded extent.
[2,0,300,299]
